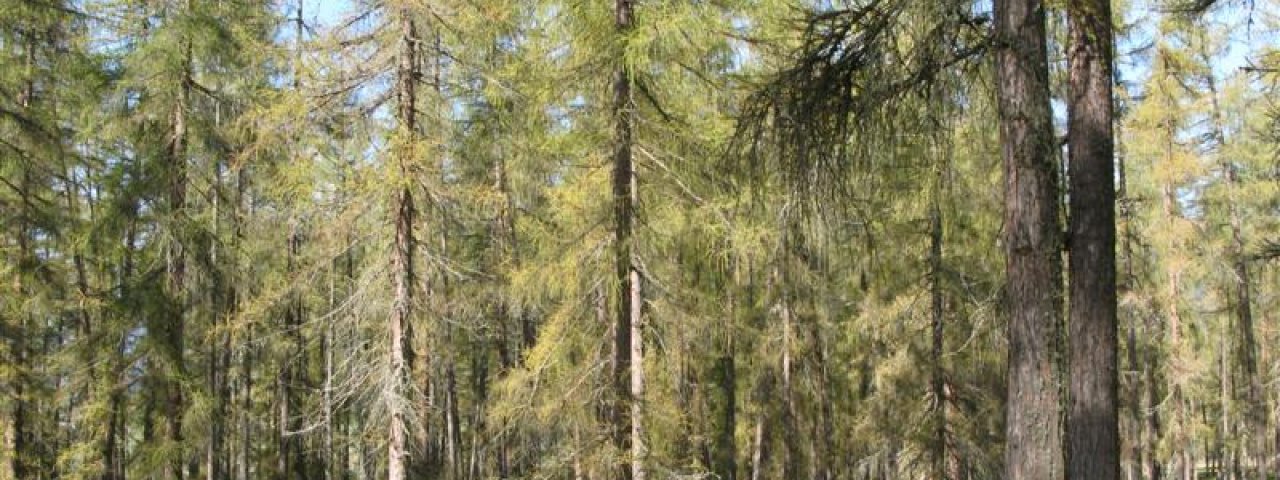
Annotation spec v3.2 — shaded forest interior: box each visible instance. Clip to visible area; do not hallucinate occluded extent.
[3,0,1280,479]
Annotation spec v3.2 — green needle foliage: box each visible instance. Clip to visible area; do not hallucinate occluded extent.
[0,0,1277,479]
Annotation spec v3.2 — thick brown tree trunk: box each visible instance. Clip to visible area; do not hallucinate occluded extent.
[994,0,1064,477]
[1065,1,1119,479]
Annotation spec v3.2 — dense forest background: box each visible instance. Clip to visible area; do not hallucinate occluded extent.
[1,0,1278,479]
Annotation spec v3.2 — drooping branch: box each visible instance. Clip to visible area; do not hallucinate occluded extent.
[728,0,987,199]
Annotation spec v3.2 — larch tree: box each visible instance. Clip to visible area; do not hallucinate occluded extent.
[1065,0,1120,479]
[993,0,1064,476]
[0,1,1277,479]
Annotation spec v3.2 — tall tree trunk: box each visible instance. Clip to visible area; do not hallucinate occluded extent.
[1118,112,1144,480]
[104,208,139,480]
[994,0,1064,477]
[207,152,232,480]
[1158,70,1190,479]
[930,167,947,480]
[162,20,194,480]
[1065,1,1119,479]
[714,257,738,480]
[611,0,644,478]
[1274,387,1279,480]
[489,129,518,480]
[1142,337,1162,480]
[11,173,35,480]
[1199,46,1263,470]
[776,268,800,480]
[325,288,335,480]
[9,39,38,480]
[240,318,256,480]
[388,6,418,480]
[277,5,308,477]
[1220,322,1233,480]
[809,301,833,480]
[748,379,770,480]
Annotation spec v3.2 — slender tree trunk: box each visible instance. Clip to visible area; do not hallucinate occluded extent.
[161,19,194,479]
[1158,73,1190,479]
[207,153,232,480]
[61,134,102,479]
[1274,393,1279,480]
[325,266,337,480]
[278,218,304,479]
[489,132,518,480]
[324,297,335,480]
[1065,1,1119,479]
[994,0,1064,477]
[1142,336,1162,480]
[1199,49,1263,471]
[11,174,35,480]
[342,235,356,480]
[611,0,644,478]
[240,318,256,480]
[810,304,833,480]
[275,6,308,478]
[444,327,461,480]
[1220,325,1233,480]
[1118,114,1143,480]
[104,211,139,480]
[749,388,769,480]
[714,257,739,480]
[775,265,800,480]
[930,169,947,480]
[388,6,418,480]
[9,40,38,480]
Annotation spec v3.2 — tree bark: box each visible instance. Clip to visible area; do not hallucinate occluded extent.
[388,6,418,480]
[207,151,233,480]
[930,170,947,480]
[163,21,194,479]
[1142,337,1162,480]
[994,0,1064,477]
[714,257,739,480]
[1065,1,1119,479]
[611,0,644,478]
[777,269,801,480]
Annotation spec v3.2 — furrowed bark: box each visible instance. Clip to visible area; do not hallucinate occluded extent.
[1065,1,1120,479]
[994,0,1065,477]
